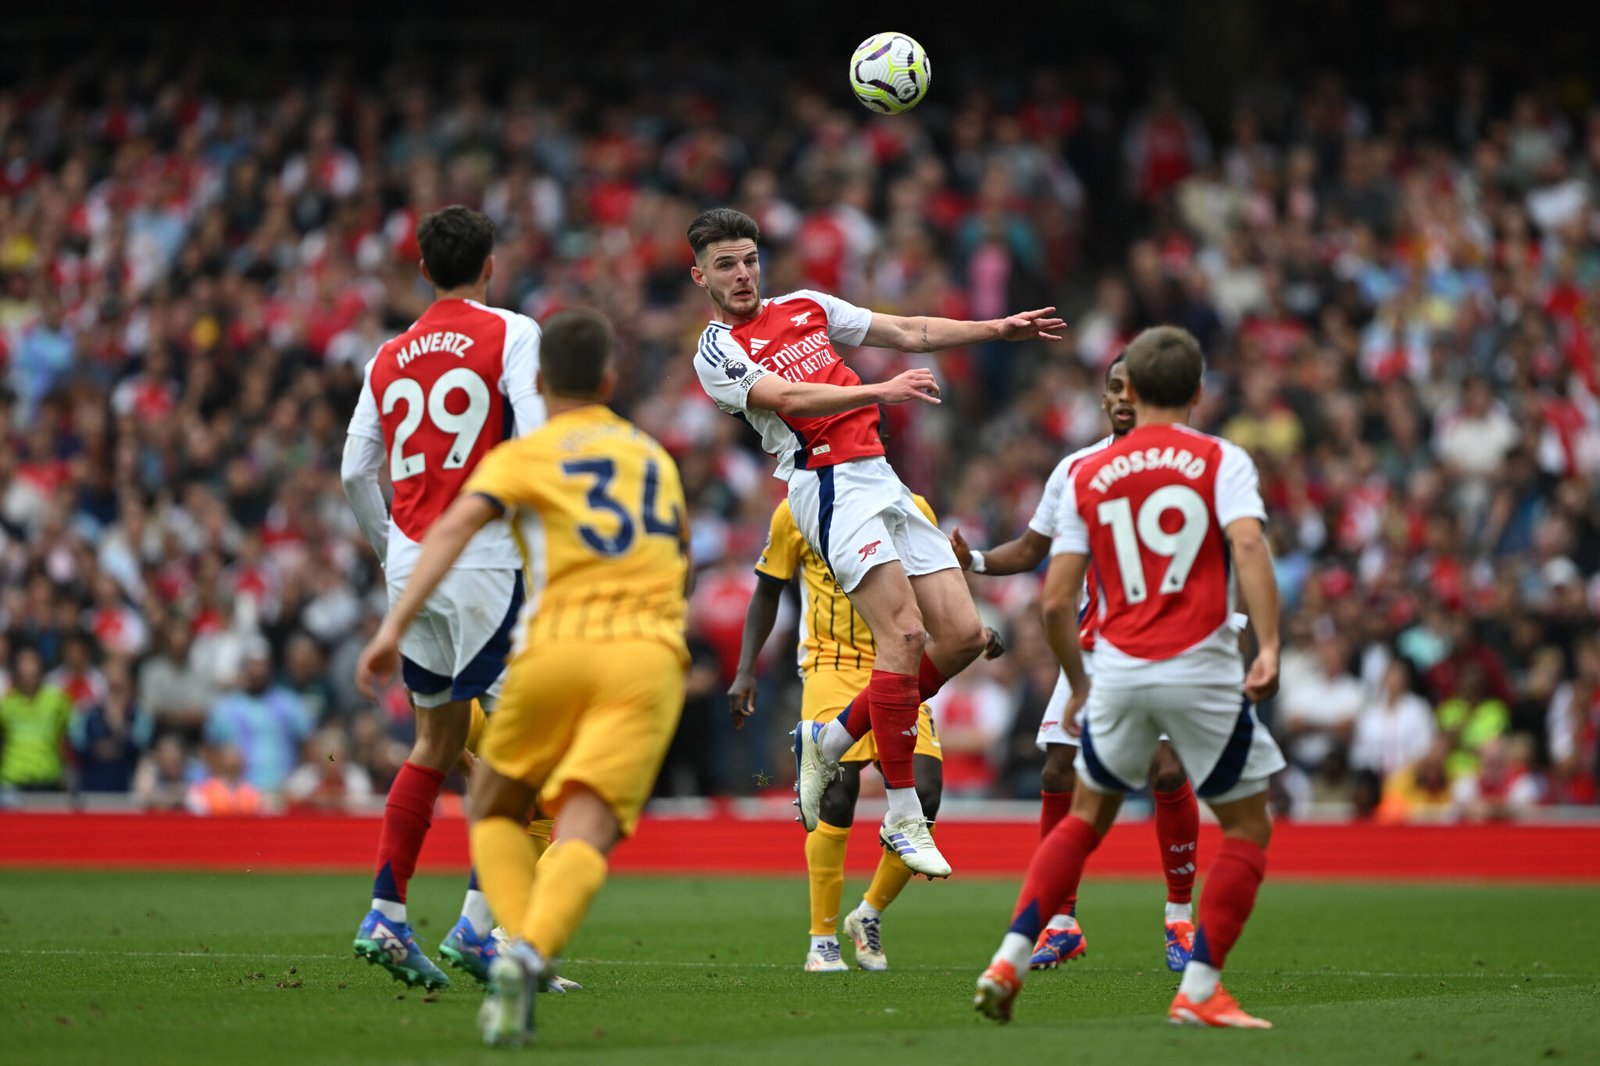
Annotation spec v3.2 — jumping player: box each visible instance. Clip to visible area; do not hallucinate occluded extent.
[688,207,1063,879]
[729,493,1003,971]
[951,353,1202,972]
[356,308,690,1047]
[974,326,1285,1028]
[342,205,543,990]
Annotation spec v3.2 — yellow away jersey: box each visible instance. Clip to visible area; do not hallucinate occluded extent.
[464,404,689,661]
[754,494,938,675]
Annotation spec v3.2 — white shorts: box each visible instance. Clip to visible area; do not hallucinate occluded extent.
[1074,684,1286,804]
[1036,664,1176,753]
[387,568,523,710]
[786,456,959,594]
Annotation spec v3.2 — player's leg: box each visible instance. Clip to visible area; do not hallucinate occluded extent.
[1156,686,1284,1028]
[977,685,1158,1022]
[1031,671,1087,969]
[805,762,861,972]
[844,731,941,972]
[1149,740,1199,971]
[353,668,469,990]
[905,565,988,699]
[438,571,526,983]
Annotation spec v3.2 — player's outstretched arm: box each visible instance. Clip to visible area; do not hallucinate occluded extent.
[1041,551,1092,726]
[746,367,940,418]
[862,308,1066,354]
[728,575,785,729]
[355,493,502,696]
[951,526,1052,576]
[1227,517,1281,703]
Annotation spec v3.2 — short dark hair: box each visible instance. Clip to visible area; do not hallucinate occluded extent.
[417,206,495,290]
[687,208,760,260]
[1106,349,1127,385]
[1124,326,1204,407]
[540,308,614,397]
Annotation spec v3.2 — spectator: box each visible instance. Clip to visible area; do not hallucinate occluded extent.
[133,734,199,811]
[136,619,212,741]
[1279,631,1365,784]
[926,654,1011,798]
[1436,661,1512,779]
[68,657,152,793]
[0,645,73,796]
[283,726,373,813]
[202,636,312,794]
[185,744,265,816]
[1350,657,1438,783]
[1450,734,1543,821]
[1375,735,1457,824]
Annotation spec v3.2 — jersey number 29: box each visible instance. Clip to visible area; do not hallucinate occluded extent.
[382,368,491,481]
[1095,485,1209,603]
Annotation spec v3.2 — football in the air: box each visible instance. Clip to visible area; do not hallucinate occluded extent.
[848,32,931,114]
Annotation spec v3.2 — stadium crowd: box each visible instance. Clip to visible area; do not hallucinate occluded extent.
[1,37,1597,821]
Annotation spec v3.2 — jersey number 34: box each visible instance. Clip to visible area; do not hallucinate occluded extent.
[563,458,683,557]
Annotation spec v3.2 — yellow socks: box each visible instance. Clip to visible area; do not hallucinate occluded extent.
[524,839,608,960]
[468,816,539,941]
[806,820,851,936]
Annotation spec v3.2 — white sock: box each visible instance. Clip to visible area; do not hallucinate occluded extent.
[884,786,923,823]
[1047,913,1076,930]
[855,899,882,921]
[1165,901,1193,924]
[1179,960,1220,1002]
[811,935,840,953]
[993,932,1033,974]
[817,718,853,763]
[372,898,406,923]
[461,889,495,938]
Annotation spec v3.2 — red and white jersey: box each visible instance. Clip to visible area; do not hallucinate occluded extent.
[1033,434,1115,651]
[1055,424,1265,686]
[694,290,876,480]
[345,298,544,580]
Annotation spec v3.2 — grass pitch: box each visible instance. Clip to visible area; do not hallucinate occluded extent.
[1,870,1595,1065]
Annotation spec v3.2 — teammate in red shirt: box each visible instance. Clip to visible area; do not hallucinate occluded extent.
[341,206,545,992]
[974,326,1285,1029]
[688,207,1063,878]
[952,353,1202,972]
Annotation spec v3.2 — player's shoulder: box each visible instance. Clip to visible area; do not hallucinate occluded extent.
[696,320,740,367]
[1058,434,1117,474]
[767,289,848,318]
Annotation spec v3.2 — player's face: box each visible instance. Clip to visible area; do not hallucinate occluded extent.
[694,239,761,321]
[1104,362,1135,435]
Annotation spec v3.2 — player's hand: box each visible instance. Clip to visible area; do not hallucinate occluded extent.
[950,527,973,570]
[1063,689,1088,738]
[356,625,402,698]
[728,670,759,729]
[982,626,1005,659]
[998,307,1066,342]
[880,367,942,405]
[1244,646,1280,704]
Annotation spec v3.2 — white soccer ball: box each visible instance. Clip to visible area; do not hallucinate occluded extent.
[848,32,932,115]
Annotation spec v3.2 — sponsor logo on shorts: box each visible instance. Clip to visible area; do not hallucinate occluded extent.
[857,540,882,561]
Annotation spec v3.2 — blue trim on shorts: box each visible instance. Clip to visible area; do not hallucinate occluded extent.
[451,573,526,702]
[402,655,453,697]
[1197,698,1255,798]
[816,466,836,574]
[1077,712,1135,793]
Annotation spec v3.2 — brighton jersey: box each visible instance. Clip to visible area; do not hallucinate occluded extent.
[346,298,544,580]
[1055,424,1265,687]
[694,290,876,480]
[1034,434,1115,652]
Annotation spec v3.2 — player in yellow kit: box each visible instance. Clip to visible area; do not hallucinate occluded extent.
[729,493,1002,972]
[357,308,689,1047]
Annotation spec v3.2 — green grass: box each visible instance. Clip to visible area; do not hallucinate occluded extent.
[0,870,1595,1065]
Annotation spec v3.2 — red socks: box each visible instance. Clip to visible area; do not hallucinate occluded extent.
[1039,790,1073,838]
[917,652,947,700]
[1154,781,1199,905]
[1191,837,1267,969]
[868,669,921,789]
[1008,815,1101,939]
[372,761,445,904]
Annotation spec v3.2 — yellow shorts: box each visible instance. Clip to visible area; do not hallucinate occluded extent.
[479,639,685,837]
[801,668,941,764]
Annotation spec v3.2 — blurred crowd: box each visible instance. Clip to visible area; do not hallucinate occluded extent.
[1,33,1598,822]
